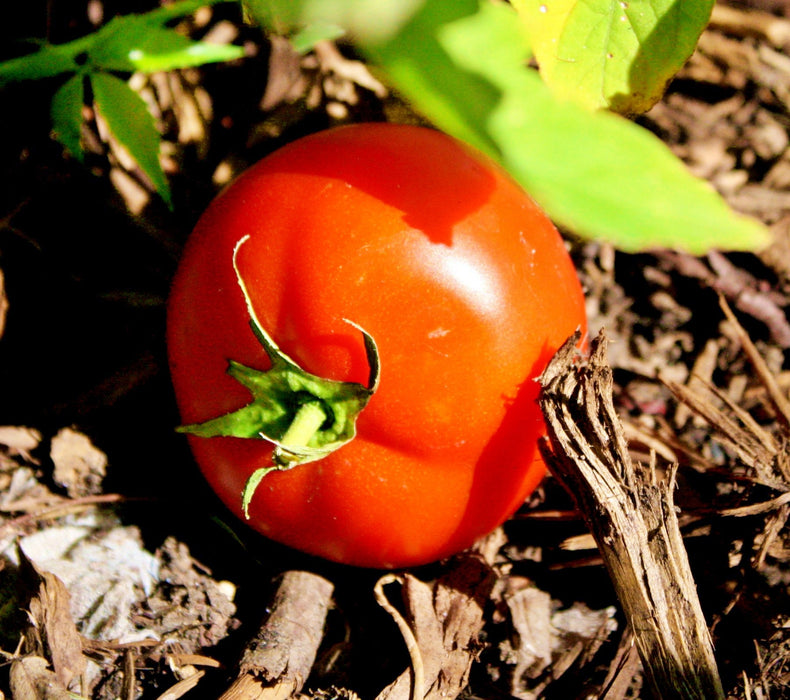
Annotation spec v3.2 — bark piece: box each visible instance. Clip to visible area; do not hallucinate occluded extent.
[220,570,333,700]
[538,330,725,700]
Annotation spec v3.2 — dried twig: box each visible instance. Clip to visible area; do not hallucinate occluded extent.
[719,295,790,432]
[598,627,641,700]
[538,330,724,700]
[220,570,334,700]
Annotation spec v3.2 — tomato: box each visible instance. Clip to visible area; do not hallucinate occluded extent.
[167,123,586,569]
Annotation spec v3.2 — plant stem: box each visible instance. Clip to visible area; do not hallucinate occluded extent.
[274,401,327,465]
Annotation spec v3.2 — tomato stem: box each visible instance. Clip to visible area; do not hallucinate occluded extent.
[241,400,330,519]
[274,401,328,467]
[180,235,381,519]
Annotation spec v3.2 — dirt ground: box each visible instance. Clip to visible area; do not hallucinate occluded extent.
[1,1,789,698]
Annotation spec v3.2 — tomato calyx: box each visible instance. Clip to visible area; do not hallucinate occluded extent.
[177,235,381,517]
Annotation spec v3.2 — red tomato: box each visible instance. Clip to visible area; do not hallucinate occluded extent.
[167,123,586,568]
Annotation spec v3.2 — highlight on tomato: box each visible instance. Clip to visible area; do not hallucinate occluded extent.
[166,123,587,568]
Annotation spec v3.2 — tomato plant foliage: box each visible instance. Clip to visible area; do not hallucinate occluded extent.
[0,0,243,207]
[167,124,587,568]
[246,0,769,253]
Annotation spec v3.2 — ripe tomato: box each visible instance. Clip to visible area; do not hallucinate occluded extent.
[167,123,586,568]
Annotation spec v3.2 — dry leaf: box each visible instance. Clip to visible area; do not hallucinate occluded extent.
[21,554,87,690]
[496,578,618,699]
[502,585,553,685]
[0,427,41,460]
[147,537,237,652]
[50,427,107,498]
[9,656,74,700]
[375,553,494,700]
[19,521,160,644]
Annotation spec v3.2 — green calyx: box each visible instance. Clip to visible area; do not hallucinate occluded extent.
[178,235,381,517]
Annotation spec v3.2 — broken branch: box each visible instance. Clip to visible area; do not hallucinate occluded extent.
[538,330,725,700]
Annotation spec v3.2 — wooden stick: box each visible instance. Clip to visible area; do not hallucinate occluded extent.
[220,570,334,700]
[538,331,725,700]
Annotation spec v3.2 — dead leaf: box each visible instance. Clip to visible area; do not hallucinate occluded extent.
[9,656,74,700]
[375,553,494,700]
[148,537,237,653]
[50,427,107,498]
[501,585,553,689]
[21,554,87,690]
[495,578,618,699]
[0,427,41,460]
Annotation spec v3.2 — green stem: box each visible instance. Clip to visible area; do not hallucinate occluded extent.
[189,236,380,519]
[242,400,329,518]
[274,401,328,466]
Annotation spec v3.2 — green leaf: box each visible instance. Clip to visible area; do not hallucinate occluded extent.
[241,0,302,36]
[432,1,768,252]
[51,74,86,160]
[90,72,172,207]
[145,0,234,24]
[512,0,714,114]
[243,0,424,44]
[365,0,501,159]
[247,0,498,156]
[174,0,771,251]
[0,0,242,86]
[290,21,346,53]
[90,14,243,73]
[0,41,88,86]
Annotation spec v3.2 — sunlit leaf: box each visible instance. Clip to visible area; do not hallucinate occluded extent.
[364,0,500,159]
[0,0,241,84]
[435,2,767,251]
[247,0,768,252]
[512,0,714,114]
[243,0,424,44]
[241,0,302,35]
[90,16,243,73]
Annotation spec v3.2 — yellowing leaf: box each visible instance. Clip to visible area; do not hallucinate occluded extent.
[438,1,769,252]
[513,0,714,115]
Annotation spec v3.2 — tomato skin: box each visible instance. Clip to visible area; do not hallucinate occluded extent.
[167,123,586,568]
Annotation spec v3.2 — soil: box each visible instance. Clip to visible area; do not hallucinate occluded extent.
[1,1,789,698]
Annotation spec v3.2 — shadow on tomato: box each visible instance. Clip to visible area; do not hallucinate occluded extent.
[271,124,498,246]
[451,343,560,553]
